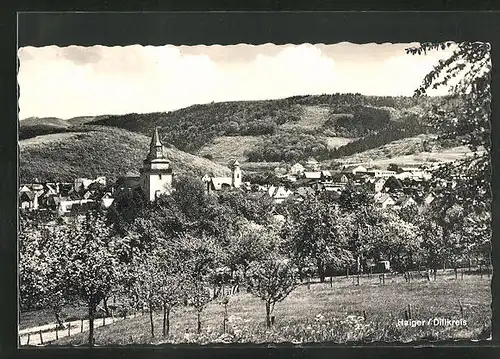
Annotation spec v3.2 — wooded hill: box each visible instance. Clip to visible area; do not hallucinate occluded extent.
[19,93,448,168]
[19,126,230,183]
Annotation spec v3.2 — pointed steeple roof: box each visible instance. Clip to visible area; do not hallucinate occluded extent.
[151,126,162,147]
[146,127,166,161]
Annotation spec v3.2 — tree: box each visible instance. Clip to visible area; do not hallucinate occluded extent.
[407,42,491,266]
[246,257,298,328]
[187,280,212,334]
[110,187,147,226]
[416,207,447,278]
[178,234,221,333]
[19,221,72,327]
[126,250,163,338]
[387,163,403,173]
[216,190,274,225]
[227,221,277,277]
[65,210,121,346]
[156,249,186,337]
[344,203,385,277]
[172,175,208,219]
[373,209,421,273]
[282,194,352,282]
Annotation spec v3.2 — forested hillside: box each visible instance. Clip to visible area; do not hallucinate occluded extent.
[78,94,439,153]
[20,93,445,166]
[19,126,229,183]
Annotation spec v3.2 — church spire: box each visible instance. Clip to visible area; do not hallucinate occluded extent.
[147,126,165,160]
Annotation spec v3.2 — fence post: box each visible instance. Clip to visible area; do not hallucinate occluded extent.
[68,323,71,337]
[346,267,349,279]
[56,325,59,340]
[307,277,311,289]
[27,333,30,345]
[382,273,385,285]
[363,310,367,321]
[356,273,360,286]
[330,276,333,288]
[39,330,43,345]
[407,304,412,320]
[461,268,464,280]
[103,316,106,326]
[458,299,464,319]
[81,318,84,333]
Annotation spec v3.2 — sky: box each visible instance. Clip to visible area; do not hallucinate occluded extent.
[17,43,456,120]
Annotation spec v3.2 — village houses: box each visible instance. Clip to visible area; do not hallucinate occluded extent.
[20,128,435,214]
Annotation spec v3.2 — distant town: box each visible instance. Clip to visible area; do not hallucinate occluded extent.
[19,127,445,218]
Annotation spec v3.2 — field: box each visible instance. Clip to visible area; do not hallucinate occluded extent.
[46,270,491,346]
[337,134,474,167]
[239,162,282,173]
[325,137,354,149]
[197,136,262,164]
[281,105,331,132]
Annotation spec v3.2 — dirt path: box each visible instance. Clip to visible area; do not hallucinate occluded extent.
[19,313,141,346]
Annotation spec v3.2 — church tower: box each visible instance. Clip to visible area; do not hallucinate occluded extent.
[140,127,173,201]
[231,160,242,188]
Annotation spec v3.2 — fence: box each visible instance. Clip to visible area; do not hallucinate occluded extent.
[19,311,142,346]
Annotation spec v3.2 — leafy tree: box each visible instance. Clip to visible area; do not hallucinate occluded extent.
[178,234,222,333]
[246,257,298,328]
[337,184,372,212]
[373,209,421,272]
[216,190,274,225]
[19,222,73,327]
[227,222,279,277]
[282,194,352,282]
[65,210,121,346]
[187,280,212,334]
[172,175,208,219]
[126,249,164,338]
[159,270,185,337]
[155,248,186,337]
[344,204,385,276]
[387,163,404,173]
[415,207,447,277]
[109,187,147,226]
[407,41,491,266]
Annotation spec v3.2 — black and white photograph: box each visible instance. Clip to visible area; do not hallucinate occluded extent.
[17,33,492,345]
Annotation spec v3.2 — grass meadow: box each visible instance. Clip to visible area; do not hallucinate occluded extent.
[197,135,262,164]
[280,106,331,132]
[44,269,491,346]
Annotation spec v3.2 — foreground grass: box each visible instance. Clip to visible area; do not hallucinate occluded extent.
[20,306,87,330]
[50,271,491,345]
